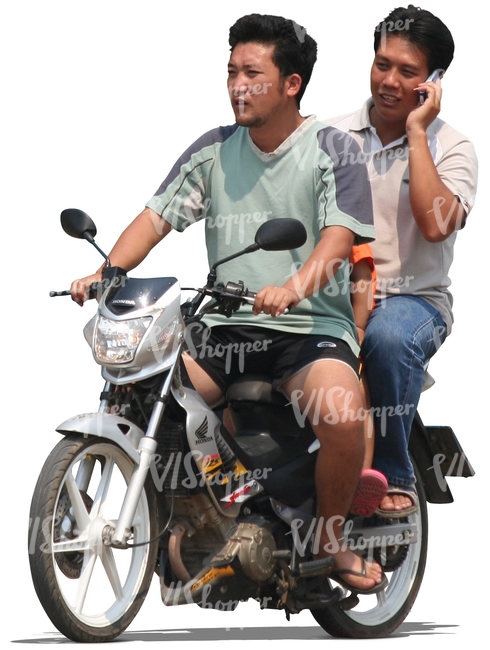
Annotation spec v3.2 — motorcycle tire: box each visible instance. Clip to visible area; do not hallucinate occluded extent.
[28,435,159,643]
[311,461,428,638]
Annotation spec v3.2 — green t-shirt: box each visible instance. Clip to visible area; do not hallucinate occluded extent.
[147,116,374,354]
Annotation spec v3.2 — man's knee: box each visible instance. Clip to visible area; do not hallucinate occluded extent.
[305,384,365,434]
[363,320,410,360]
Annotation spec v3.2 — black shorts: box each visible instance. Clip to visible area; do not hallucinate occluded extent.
[184,324,360,393]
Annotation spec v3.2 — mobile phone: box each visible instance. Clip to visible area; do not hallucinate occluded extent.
[419,68,445,105]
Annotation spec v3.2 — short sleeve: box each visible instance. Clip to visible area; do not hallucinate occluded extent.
[316,126,375,244]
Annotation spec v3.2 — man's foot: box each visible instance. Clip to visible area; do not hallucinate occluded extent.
[375,485,418,518]
[329,549,386,593]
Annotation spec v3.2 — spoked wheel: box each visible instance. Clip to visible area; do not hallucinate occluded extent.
[311,464,428,638]
[28,435,159,642]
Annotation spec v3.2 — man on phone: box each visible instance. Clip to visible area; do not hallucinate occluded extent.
[323,5,477,515]
[71,14,385,592]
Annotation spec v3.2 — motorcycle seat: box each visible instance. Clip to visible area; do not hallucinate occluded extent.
[226,373,285,406]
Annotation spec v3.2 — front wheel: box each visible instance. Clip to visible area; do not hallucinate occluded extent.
[311,462,428,638]
[28,435,159,643]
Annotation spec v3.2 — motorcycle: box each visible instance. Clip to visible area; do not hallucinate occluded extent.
[28,209,474,642]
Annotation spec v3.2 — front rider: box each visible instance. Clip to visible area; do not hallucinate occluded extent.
[71,14,384,594]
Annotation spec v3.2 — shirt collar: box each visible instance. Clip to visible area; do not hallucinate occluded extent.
[353,98,439,150]
[248,114,317,161]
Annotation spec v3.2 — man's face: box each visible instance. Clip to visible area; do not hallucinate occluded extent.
[370,35,429,129]
[227,42,290,128]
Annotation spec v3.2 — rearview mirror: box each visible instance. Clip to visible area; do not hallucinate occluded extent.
[254,218,307,251]
[61,208,97,241]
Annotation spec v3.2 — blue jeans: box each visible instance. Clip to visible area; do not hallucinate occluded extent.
[361,295,447,487]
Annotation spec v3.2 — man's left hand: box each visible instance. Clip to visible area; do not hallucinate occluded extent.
[253,286,301,317]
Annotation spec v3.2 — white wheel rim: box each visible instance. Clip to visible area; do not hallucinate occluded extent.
[50,443,152,628]
[333,507,423,627]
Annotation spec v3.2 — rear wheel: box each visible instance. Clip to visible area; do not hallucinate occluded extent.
[28,435,159,642]
[311,463,428,638]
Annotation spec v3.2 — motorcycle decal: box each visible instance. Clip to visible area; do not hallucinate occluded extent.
[190,565,235,593]
[232,458,248,477]
[199,451,251,487]
[111,299,136,307]
[202,454,224,483]
[202,453,221,469]
[194,416,213,445]
[221,479,262,507]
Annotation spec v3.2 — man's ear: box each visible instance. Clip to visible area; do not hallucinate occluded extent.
[286,73,303,99]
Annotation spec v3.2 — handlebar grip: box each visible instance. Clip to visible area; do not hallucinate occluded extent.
[240,290,289,313]
[49,290,71,297]
[49,282,101,300]
[241,290,256,305]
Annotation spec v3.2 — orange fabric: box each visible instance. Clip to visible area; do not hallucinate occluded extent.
[350,243,375,272]
[350,244,376,309]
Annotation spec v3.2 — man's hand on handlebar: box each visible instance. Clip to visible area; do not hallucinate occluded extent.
[70,271,103,306]
[253,286,301,317]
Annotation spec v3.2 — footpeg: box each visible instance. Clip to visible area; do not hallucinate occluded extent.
[297,556,335,578]
[339,594,360,610]
[296,586,343,610]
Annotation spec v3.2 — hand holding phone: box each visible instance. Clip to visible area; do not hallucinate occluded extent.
[419,68,445,105]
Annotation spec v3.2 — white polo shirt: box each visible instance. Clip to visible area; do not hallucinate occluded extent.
[323,99,478,331]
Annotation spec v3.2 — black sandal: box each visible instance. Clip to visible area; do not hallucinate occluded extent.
[330,557,388,595]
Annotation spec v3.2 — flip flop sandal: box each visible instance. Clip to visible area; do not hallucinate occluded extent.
[350,469,388,518]
[375,484,419,519]
[330,557,388,595]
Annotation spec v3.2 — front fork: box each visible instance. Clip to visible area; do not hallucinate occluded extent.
[108,344,183,546]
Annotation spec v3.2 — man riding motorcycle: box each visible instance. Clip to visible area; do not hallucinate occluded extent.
[71,13,381,593]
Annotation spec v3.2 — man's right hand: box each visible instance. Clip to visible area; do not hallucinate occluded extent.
[406,78,442,137]
[70,271,103,306]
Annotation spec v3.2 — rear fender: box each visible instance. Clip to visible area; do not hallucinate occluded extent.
[56,413,145,464]
[409,412,475,504]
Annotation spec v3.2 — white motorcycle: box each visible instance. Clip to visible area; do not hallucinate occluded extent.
[28,209,474,642]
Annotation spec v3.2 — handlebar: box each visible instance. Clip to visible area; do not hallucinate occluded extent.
[49,282,103,301]
[49,278,252,307]
[50,267,128,300]
[202,281,289,317]
[49,289,72,297]
[50,277,287,317]
[181,280,257,321]
[215,281,256,304]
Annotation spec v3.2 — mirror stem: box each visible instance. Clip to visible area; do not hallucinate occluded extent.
[205,243,259,289]
[83,232,111,266]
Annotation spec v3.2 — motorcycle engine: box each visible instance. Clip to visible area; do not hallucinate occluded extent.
[212,520,277,582]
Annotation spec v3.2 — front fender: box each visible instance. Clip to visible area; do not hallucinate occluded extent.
[56,413,145,464]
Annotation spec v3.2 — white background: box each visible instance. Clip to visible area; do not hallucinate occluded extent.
[2,0,487,646]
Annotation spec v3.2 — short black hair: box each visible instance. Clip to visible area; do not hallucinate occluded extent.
[229,14,317,107]
[374,5,454,73]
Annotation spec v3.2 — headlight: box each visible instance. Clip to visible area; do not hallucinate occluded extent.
[94,316,152,364]
[146,316,183,354]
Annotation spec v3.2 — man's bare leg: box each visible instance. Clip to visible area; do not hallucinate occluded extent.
[184,353,383,589]
[283,360,383,591]
[360,374,374,469]
[182,353,224,406]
